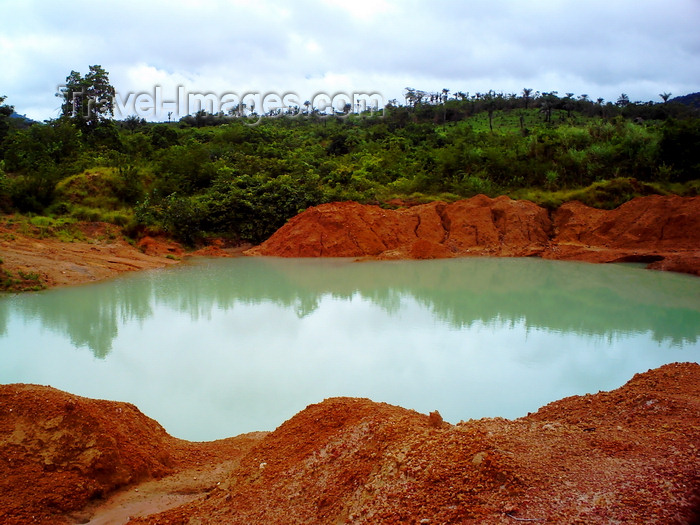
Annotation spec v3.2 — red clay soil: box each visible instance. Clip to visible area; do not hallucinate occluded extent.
[245,195,700,276]
[0,221,181,289]
[1,363,698,524]
[0,384,265,525]
[1,195,698,291]
[0,219,249,290]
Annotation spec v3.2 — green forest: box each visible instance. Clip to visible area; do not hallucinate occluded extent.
[1,67,699,247]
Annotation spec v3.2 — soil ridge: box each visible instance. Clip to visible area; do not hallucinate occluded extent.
[246,194,700,275]
[1,363,699,524]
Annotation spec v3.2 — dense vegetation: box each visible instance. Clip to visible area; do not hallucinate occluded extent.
[1,81,699,246]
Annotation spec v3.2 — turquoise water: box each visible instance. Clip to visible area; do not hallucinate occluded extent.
[1,257,698,441]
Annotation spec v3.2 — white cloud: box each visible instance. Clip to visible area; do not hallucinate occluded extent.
[1,0,698,120]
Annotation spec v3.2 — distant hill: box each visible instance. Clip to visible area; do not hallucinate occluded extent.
[7,111,36,129]
[10,111,35,123]
[670,92,700,108]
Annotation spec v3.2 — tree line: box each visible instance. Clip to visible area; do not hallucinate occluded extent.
[0,66,698,246]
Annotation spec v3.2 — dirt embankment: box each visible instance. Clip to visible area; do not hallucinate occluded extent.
[1,363,699,524]
[0,222,181,289]
[1,195,698,290]
[246,195,700,276]
[0,221,246,290]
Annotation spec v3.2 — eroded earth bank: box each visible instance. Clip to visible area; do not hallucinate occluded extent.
[1,363,699,524]
[1,195,699,291]
[247,194,700,276]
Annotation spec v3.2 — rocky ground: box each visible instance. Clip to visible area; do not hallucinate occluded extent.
[0,363,698,524]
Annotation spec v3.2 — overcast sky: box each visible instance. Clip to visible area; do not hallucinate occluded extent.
[2,0,699,121]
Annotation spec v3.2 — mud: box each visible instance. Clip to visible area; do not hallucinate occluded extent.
[0,221,248,290]
[2,198,698,523]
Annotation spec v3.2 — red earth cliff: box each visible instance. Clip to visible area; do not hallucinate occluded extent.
[245,195,552,260]
[544,194,700,274]
[245,195,700,275]
[1,363,699,524]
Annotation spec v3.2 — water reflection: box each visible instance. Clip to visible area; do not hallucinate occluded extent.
[1,257,698,441]
[1,257,698,357]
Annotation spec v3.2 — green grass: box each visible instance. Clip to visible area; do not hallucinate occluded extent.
[0,261,46,292]
[510,177,672,210]
[7,215,85,241]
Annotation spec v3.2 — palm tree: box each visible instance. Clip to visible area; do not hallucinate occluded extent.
[659,92,672,103]
[540,91,558,123]
[522,88,533,109]
[484,91,496,131]
[441,88,450,123]
[564,93,575,118]
[441,88,450,103]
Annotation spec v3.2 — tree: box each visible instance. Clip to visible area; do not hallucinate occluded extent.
[616,93,630,107]
[441,88,450,123]
[659,92,672,103]
[404,87,427,107]
[0,96,14,147]
[484,91,496,131]
[540,92,559,123]
[659,118,700,182]
[441,88,450,103]
[564,93,575,118]
[58,65,115,130]
[522,88,533,109]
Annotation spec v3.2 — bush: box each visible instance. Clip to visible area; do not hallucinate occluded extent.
[9,167,60,213]
[659,119,700,182]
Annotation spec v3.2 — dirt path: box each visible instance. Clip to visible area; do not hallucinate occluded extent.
[74,452,263,525]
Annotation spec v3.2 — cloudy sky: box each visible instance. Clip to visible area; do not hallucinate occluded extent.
[2,0,699,121]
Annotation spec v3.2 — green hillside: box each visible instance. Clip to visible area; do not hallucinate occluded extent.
[1,85,699,246]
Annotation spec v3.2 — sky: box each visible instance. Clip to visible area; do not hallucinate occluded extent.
[1,0,699,122]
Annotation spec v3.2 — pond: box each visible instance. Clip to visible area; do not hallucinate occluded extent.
[1,257,698,441]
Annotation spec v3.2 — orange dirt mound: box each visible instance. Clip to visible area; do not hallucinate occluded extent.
[136,236,185,258]
[0,385,262,524]
[546,194,700,274]
[245,195,700,275]
[3,364,698,524]
[128,363,700,524]
[0,385,176,524]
